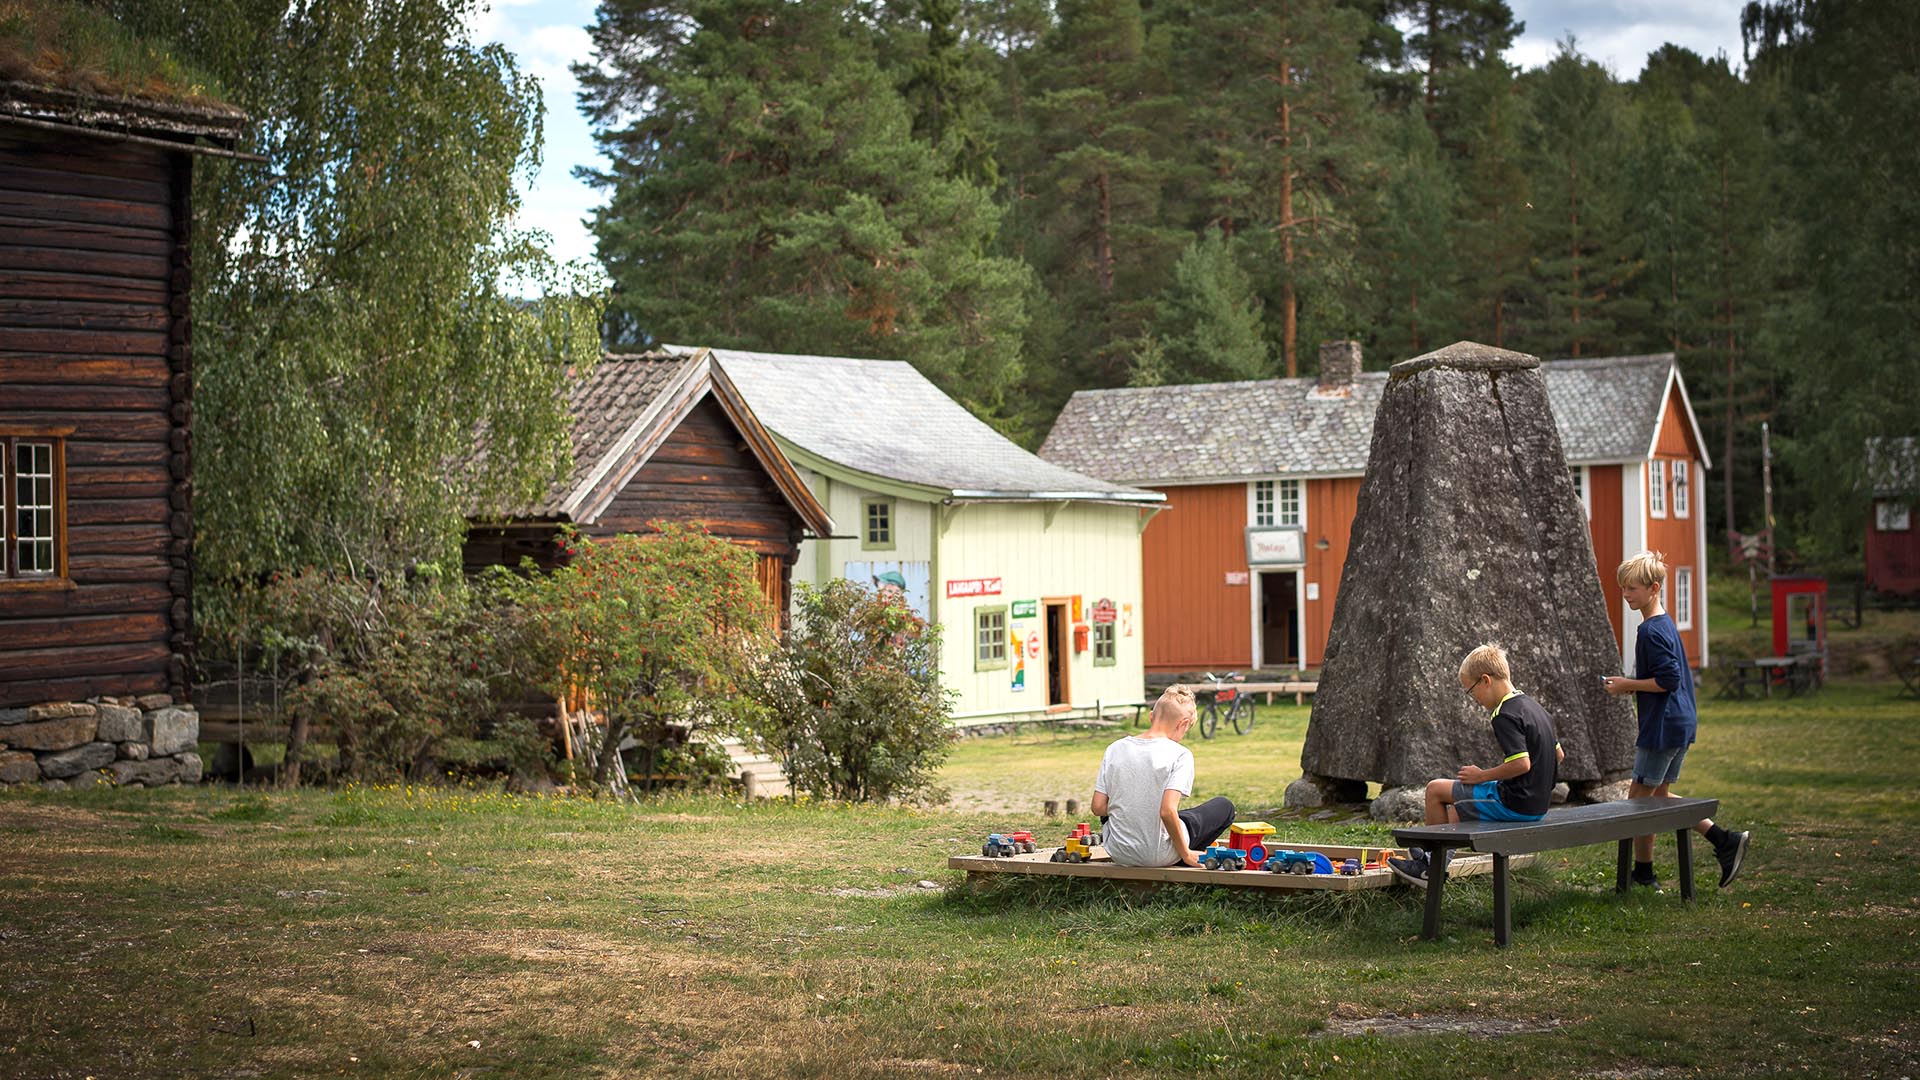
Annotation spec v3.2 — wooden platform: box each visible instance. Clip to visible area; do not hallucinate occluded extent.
[950,842,1533,892]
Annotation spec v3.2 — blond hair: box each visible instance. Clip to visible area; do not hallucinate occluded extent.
[1617,550,1668,589]
[1458,643,1510,683]
[1151,684,1195,725]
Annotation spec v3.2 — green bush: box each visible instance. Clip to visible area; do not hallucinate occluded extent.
[744,579,954,803]
[240,568,548,783]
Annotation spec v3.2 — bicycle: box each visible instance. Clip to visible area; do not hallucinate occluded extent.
[1196,671,1255,738]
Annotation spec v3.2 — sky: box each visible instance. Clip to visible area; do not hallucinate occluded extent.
[467,0,1751,290]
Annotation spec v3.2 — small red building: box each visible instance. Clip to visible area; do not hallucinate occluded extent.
[1040,343,1712,674]
[1865,437,1918,596]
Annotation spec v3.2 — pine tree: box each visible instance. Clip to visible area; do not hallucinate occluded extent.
[1362,112,1464,360]
[1153,229,1271,382]
[578,0,1031,420]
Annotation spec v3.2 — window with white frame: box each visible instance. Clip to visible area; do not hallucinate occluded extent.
[1252,480,1274,526]
[1673,460,1691,518]
[1277,479,1302,526]
[1877,500,1911,532]
[1649,460,1667,518]
[1674,567,1694,629]
[1569,466,1590,518]
[3,436,65,581]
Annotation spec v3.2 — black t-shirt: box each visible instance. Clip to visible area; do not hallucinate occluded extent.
[1492,692,1559,817]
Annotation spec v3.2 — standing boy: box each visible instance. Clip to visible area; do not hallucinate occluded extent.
[1390,644,1563,884]
[1091,686,1235,867]
[1603,550,1751,889]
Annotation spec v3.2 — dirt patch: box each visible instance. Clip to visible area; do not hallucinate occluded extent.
[1317,1012,1563,1038]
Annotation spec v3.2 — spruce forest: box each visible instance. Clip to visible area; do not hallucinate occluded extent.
[578,0,1919,561]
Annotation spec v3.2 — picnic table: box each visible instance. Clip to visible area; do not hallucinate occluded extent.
[1714,654,1820,699]
[1900,657,1920,697]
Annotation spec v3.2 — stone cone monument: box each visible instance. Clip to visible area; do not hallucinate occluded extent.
[1287,341,1634,819]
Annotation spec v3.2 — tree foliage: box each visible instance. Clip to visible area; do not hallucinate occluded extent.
[93,0,605,625]
[744,579,953,803]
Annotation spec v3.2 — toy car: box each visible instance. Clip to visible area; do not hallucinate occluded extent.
[1200,844,1246,871]
[1049,823,1101,863]
[982,833,1017,858]
[1007,830,1036,854]
[1337,858,1362,875]
[1267,850,1325,875]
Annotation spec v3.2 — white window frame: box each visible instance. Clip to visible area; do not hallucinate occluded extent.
[1877,500,1911,532]
[1569,465,1591,519]
[1649,460,1667,519]
[1673,460,1691,518]
[1277,479,1302,527]
[1674,566,1694,630]
[1252,480,1275,527]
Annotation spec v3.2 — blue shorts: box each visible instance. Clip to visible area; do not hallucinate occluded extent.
[1451,780,1544,823]
[1633,743,1690,786]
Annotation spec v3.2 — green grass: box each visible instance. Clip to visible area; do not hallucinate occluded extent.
[2,684,1917,1079]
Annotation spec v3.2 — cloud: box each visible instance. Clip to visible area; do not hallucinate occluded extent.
[1510,0,1746,75]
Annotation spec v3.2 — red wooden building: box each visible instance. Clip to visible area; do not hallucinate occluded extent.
[462,349,833,620]
[1865,437,1919,596]
[1040,343,1712,674]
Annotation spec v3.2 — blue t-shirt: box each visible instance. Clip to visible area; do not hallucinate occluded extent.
[1633,613,1696,750]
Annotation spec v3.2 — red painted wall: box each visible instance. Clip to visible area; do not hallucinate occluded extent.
[1142,484,1251,672]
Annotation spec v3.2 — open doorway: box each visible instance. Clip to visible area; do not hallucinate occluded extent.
[1044,601,1070,706]
[1258,571,1299,669]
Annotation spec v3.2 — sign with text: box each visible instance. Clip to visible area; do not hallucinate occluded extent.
[1010,599,1038,619]
[1245,526,1306,567]
[945,577,1003,599]
[1091,598,1116,624]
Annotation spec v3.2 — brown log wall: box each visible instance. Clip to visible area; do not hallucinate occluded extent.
[0,128,193,707]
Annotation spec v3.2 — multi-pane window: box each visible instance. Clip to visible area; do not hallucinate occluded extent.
[4,437,63,581]
[1674,567,1694,629]
[1092,622,1116,665]
[1878,500,1912,532]
[1253,481,1274,526]
[1673,460,1691,518]
[863,498,893,549]
[1569,466,1588,516]
[1277,479,1302,526]
[1649,460,1667,518]
[974,606,1007,670]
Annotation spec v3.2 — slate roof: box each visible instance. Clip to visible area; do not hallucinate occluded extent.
[1039,351,1682,484]
[665,345,1163,503]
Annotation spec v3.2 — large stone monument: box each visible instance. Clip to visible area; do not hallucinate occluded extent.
[1287,341,1634,819]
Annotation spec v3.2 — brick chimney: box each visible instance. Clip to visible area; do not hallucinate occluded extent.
[1314,340,1362,396]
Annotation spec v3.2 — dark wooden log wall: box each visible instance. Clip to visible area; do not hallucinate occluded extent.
[463,396,807,615]
[0,128,193,707]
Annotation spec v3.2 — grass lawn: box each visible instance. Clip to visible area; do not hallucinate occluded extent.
[3,684,1917,1079]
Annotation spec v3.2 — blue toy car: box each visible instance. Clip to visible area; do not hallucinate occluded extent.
[1199,844,1247,871]
[1267,849,1333,875]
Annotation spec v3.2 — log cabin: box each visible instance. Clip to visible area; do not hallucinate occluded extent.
[461,349,834,625]
[0,76,247,786]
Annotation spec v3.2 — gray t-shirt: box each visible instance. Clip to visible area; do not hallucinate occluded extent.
[1094,735,1196,867]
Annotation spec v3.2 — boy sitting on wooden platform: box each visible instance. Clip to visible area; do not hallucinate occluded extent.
[1091,685,1235,867]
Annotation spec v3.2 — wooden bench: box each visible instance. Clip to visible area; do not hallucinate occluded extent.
[951,843,1532,893]
[1392,796,1719,948]
[1899,657,1920,698]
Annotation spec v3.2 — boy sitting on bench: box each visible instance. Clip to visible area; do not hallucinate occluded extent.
[1391,644,1563,884]
[1091,685,1235,867]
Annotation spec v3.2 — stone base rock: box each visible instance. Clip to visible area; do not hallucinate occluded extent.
[96,703,144,743]
[1283,773,1370,809]
[1570,778,1631,804]
[1551,781,1570,805]
[38,741,116,779]
[110,757,184,787]
[117,741,150,761]
[178,752,203,784]
[1369,785,1428,822]
[145,708,198,757]
[2,712,99,752]
[0,750,37,784]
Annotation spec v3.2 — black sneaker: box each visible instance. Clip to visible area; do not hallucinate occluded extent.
[1631,873,1663,894]
[1388,856,1429,885]
[1715,830,1751,888]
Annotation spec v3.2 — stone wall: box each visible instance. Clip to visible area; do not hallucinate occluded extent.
[0,696,202,791]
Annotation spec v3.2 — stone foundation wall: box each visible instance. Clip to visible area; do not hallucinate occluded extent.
[0,696,203,791]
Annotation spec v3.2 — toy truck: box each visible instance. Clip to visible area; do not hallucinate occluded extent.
[1007,830,1036,854]
[1267,849,1333,875]
[1337,858,1362,875]
[1200,844,1247,871]
[982,833,1017,858]
[1050,823,1100,863]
